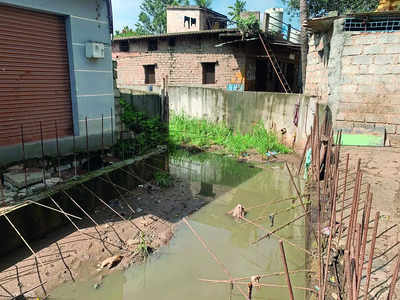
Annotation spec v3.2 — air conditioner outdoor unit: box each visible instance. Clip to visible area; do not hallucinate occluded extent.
[86,42,105,59]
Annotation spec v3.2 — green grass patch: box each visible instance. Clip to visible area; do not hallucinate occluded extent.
[169,114,291,157]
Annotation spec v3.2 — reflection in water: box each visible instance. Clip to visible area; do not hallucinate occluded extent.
[199,182,215,197]
[51,151,307,300]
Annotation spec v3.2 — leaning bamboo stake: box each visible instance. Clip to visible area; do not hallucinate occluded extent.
[240,215,313,256]
[279,240,295,300]
[48,194,126,251]
[297,134,311,176]
[363,212,380,300]
[27,200,82,220]
[199,279,316,292]
[182,218,249,300]
[3,214,45,268]
[387,249,400,300]
[253,211,310,244]
[81,183,144,234]
[0,282,14,298]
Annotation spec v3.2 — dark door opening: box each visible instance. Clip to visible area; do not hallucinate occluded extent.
[255,60,268,91]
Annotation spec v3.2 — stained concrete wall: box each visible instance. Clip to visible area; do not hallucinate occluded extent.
[168,86,314,149]
[305,17,400,135]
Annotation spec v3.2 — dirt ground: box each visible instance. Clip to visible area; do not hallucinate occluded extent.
[1,145,398,299]
[339,146,400,299]
[0,177,209,299]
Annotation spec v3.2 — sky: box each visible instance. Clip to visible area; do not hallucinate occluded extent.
[111,0,300,32]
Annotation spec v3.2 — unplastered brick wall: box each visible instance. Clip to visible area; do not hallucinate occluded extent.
[114,35,246,90]
[305,18,400,135]
[337,30,400,134]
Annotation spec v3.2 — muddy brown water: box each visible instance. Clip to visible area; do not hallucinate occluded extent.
[50,152,309,300]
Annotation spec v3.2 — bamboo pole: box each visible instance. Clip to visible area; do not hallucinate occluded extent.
[182,218,249,300]
[240,215,313,256]
[27,200,82,220]
[3,214,45,268]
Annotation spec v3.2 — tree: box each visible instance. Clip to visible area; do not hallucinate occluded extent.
[228,0,247,22]
[283,0,380,18]
[114,26,138,38]
[300,0,308,92]
[135,0,189,35]
[194,0,213,9]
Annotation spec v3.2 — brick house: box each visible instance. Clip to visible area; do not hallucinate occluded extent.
[305,11,400,139]
[112,6,301,93]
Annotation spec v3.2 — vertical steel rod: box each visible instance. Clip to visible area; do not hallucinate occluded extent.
[85,117,89,172]
[345,250,353,300]
[39,121,46,187]
[55,121,61,178]
[20,124,28,189]
[279,240,295,300]
[387,249,400,300]
[72,131,77,177]
[363,212,380,300]
[338,153,350,242]
[101,114,104,157]
[111,108,114,145]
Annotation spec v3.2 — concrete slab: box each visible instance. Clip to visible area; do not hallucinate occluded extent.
[4,172,51,189]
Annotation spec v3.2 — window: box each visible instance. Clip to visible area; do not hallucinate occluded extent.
[202,63,216,84]
[168,37,176,47]
[148,39,158,51]
[144,65,156,84]
[119,40,129,52]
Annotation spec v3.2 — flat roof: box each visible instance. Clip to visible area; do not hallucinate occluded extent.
[167,5,228,19]
[113,28,239,41]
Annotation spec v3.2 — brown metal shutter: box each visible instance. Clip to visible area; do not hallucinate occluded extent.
[0,4,73,147]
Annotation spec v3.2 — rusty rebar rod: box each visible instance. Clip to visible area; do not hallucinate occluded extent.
[55,120,61,178]
[279,240,295,300]
[338,153,350,242]
[285,162,318,242]
[357,190,373,291]
[39,121,46,188]
[387,249,400,300]
[363,212,380,300]
[85,116,90,172]
[20,124,28,189]
[345,250,353,300]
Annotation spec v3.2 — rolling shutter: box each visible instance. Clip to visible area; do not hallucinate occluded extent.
[0,4,73,147]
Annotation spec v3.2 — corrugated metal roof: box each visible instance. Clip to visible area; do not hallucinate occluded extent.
[113,28,239,41]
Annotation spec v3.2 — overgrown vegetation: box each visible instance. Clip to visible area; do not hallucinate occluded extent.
[169,114,291,157]
[154,171,173,188]
[114,99,168,158]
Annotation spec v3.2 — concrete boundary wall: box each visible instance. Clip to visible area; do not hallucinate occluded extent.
[167,86,315,149]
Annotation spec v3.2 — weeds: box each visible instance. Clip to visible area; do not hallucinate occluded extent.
[154,171,173,188]
[137,232,150,258]
[169,114,291,157]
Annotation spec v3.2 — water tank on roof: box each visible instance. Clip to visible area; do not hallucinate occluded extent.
[266,8,284,34]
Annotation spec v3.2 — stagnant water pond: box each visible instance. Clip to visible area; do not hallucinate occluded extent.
[51,152,309,300]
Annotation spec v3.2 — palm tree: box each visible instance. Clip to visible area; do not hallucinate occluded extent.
[228,0,246,22]
[194,0,212,9]
[300,0,308,92]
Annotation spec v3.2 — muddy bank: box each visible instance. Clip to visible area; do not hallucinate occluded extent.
[0,177,209,299]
